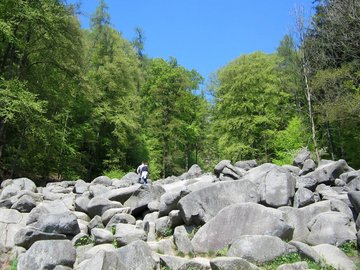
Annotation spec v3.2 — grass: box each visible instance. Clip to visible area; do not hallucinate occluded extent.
[339,241,358,257]
[260,253,336,270]
[10,259,17,270]
[74,236,94,247]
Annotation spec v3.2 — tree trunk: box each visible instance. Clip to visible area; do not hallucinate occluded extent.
[303,62,320,164]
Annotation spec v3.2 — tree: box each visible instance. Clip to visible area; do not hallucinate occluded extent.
[141,58,203,178]
[213,52,292,162]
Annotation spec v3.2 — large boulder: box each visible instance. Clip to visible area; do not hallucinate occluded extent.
[306,159,352,185]
[234,160,257,171]
[116,240,156,270]
[214,160,243,179]
[261,167,296,207]
[191,202,293,253]
[87,197,123,218]
[14,227,67,249]
[281,200,352,242]
[241,163,277,186]
[104,184,141,204]
[17,240,76,270]
[0,178,37,200]
[178,180,259,225]
[124,185,165,215]
[76,250,126,270]
[293,148,311,168]
[0,209,27,249]
[173,225,193,254]
[113,224,147,246]
[158,189,183,217]
[348,191,360,215]
[210,257,260,270]
[293,188,315,208]
[227,235,296,264]
[306,211,356,246]
[312,244,356,270]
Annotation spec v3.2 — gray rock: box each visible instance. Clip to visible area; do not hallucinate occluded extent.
[114,224,147,246]
[101,207,131,225]
[177,258,211,270]
[306,159,352,185]
[210,257,260,270]
[74,180,89,194]
[88,215,104,230]
[300,159,316,175]
[148,237,176,256]
[105,184,141,203]
[124,185,165,215]
[143,211,160,223]
[281,200,332,241]
[160,255,189,270]
[91,176,112,186]
[293,188,315,208]
[347,176,360,191]
[11,194,37,213]
[348,191,360,215]
[30,211,80,236]
[73,211,91,222]
[87,197,123,218]
[187,164,203,178]
[282,165,301,175]
[234,160,257,171]
[155,216,171,236]
[178,180,259,225]
[306,211,356,246]
[191,202,293,253]
[168,210,183,228]
[17,240,76,270]
[340,170,360,184]
[288,241,322,264]
[242,163,277,186]
[158,190,183,217]
[312,244,356,270]
[295,176,318,190]
[315,184,340,200]
[14,227,67,249]
[116,240,156,270]
[76,249,126,270]
[293,148,311,168]
[91,228,114,245]
[26,200,71,225]
[0,209,27,249]
[81,244,116,261]
[75,194,91,214]
[113,172,139,188]
[88,184,110,197]
[106,213,136,229]
[277,262,308,270]
[0,178,37,200]
[227,235,296,264]
[214,160,232,176]
[174,226,193,254]
[262,167,296,207]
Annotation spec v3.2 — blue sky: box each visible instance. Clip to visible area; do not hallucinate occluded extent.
[69,0,314,82]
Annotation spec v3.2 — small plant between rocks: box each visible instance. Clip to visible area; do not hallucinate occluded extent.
[260,253,336,270]
[74,236,94,247]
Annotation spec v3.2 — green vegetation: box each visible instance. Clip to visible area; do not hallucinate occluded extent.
[10,259,17,270]
[340,241,358,257]
[260,253,335,270]
[1,0,359,182]
[74,236,94,247]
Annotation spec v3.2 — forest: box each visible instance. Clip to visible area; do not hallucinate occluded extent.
[0,0,359,182]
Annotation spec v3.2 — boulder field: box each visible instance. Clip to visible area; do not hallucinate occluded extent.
[1,149,360,269]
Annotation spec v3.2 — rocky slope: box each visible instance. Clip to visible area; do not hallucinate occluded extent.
[1,148,360,270]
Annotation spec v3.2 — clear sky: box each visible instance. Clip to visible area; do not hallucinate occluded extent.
[69,0,314,83]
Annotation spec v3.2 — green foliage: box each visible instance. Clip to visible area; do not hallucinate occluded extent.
[215,246,228,257]
[176,251,185,257]
[74,236,94,247]
[272,116,308,165]
[260,253,335,270]
[188,226,201,240]
[339,241,358,257]
[10,258,17,270]
[104,169,127,179]
[213,52,293,163]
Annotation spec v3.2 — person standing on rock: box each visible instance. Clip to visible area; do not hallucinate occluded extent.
[140,161,149,184]
[136,161,145,183]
